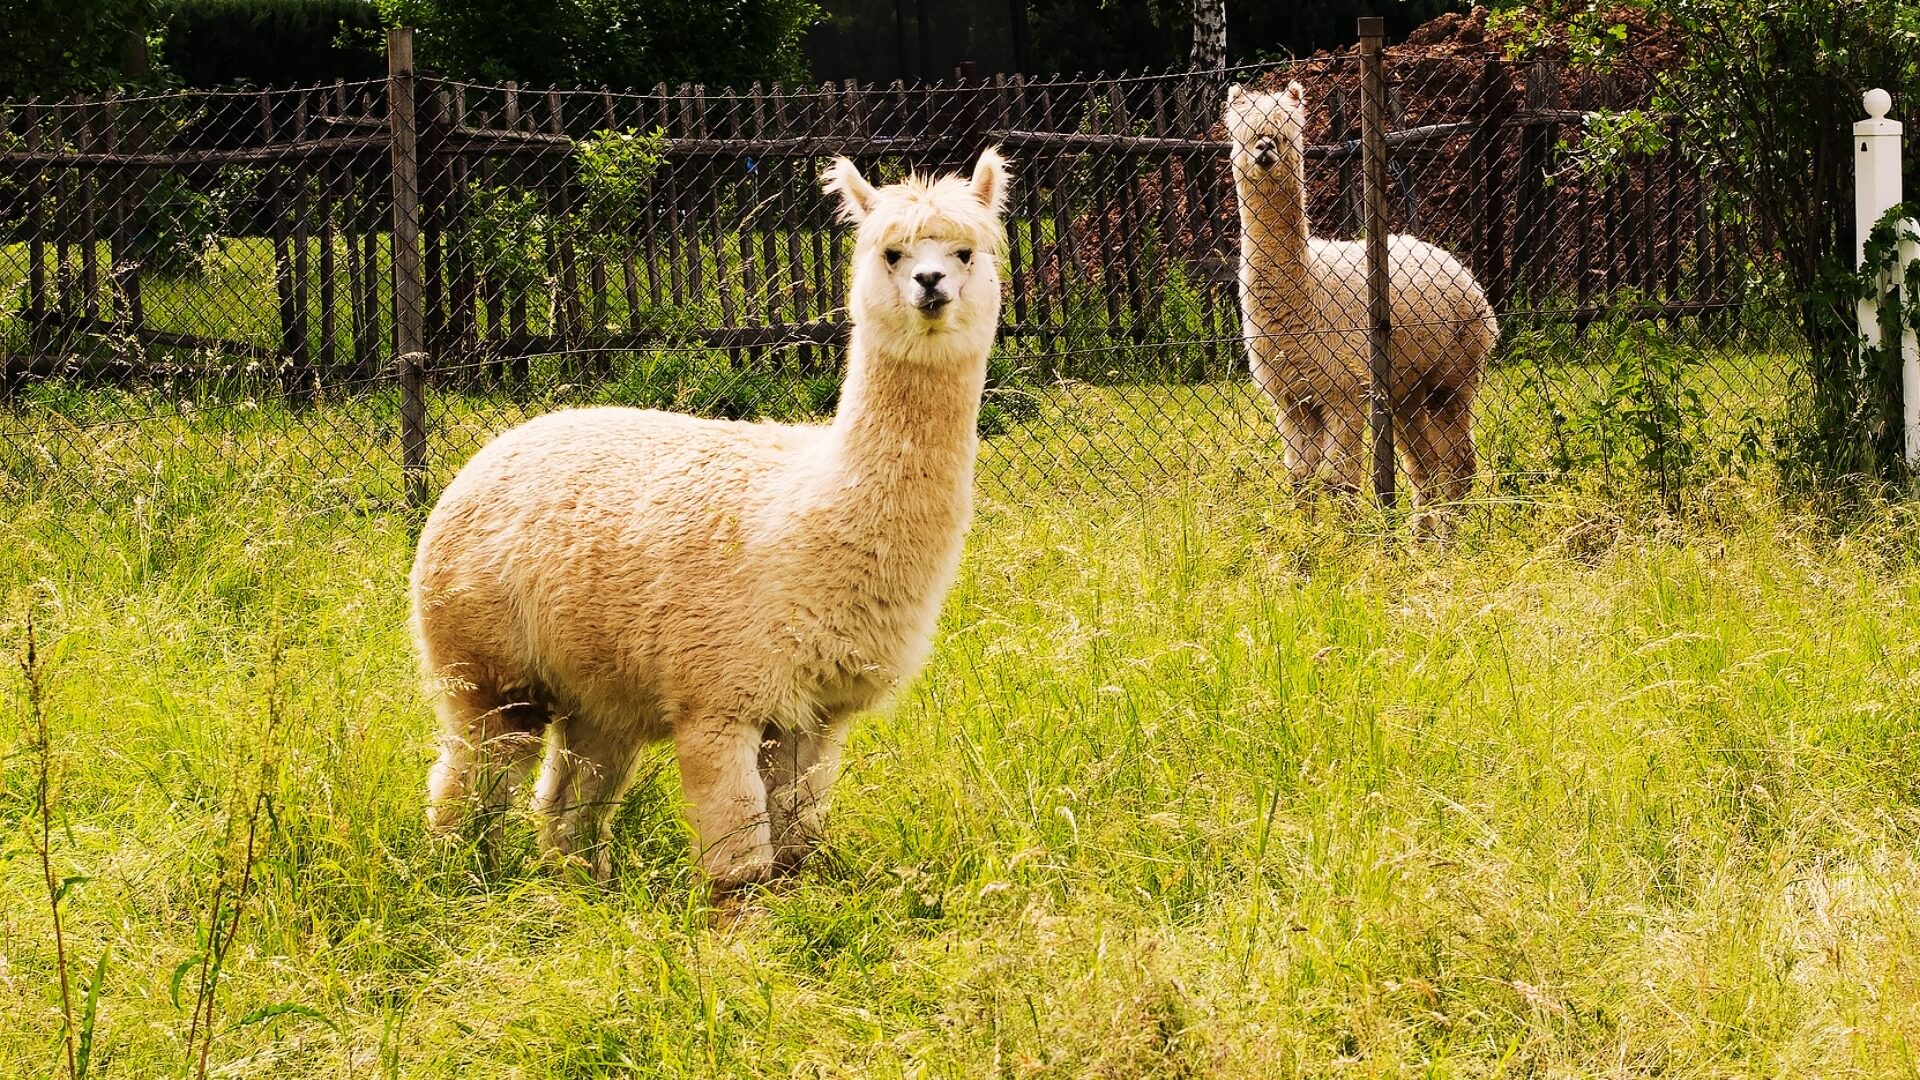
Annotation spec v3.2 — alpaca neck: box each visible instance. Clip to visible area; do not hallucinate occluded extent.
[818,323,987,533]
[1235,161,1315,330]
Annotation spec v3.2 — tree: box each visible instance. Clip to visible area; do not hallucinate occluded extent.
[370,0,823,89]
[0,0,159,99]
[161,0,386,88]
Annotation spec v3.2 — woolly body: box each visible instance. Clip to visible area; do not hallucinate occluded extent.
[410,149,1011,891]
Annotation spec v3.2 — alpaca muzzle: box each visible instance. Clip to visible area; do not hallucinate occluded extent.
[912,271,953,314]
[1253,136,1279,169]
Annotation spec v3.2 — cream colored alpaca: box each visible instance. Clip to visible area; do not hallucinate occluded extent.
[1227,82,1497,536]
[409,148,1011,894]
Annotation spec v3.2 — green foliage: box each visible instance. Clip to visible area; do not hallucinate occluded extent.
[1570,319,1710,503]
[1486,2,1635,66]
[457,184,551,294]
[370,0,822,88]
[978,353,1044,437]
[0,0,161,99]
[1785,204,1920,490]
[158,0,385,88]
[601,350,841,420]
[454,127,667,292]
[131,174,223,278]
[573,128,670,252]
[1590,0,1915,486]
[130,165,287,279]
[1557,108,1669,189]
[807,0,1464,83]
[1508,310,1771,505]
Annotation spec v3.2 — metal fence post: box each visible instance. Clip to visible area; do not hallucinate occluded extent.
[388,27,430,507]
[1359,17,1396,510]
[1855,88,1919,467]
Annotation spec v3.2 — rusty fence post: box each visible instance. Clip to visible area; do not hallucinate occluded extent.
[1358,16,1396,513]
[388,27,430,508]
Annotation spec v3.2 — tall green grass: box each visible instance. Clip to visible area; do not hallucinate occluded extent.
[6,402,1920,1074]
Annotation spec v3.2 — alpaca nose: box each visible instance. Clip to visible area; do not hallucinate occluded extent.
[914,269,945,291]
[1255,136,1276,153]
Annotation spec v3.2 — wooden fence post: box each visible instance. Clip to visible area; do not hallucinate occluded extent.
[1359,17,1396,512]
[1470,57,1513,313]
[389,27,430,507]
[24,99,49,364]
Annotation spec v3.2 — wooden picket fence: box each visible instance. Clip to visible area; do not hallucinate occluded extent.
[0,43,1746,399]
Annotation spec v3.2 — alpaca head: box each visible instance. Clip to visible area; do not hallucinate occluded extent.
[1224,81,1306,181]
[821,148,1011,343]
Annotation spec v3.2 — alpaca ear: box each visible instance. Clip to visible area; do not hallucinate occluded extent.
[1226,83,1245,104]
[1283,80,1305,107]
[968,145,1011,215]
[822,156,877,223]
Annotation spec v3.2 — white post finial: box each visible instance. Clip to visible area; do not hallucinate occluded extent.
[1866,88,1893,120]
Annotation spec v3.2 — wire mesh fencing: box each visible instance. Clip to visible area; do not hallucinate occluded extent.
[0,32,1799,538]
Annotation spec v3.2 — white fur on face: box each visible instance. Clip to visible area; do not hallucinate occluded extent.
[1224,83,1305,178]
[822,148,1011,340]
[877,236,980,323]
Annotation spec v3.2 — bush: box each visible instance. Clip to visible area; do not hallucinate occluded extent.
[369,0,821,89]
[160,0,385,88]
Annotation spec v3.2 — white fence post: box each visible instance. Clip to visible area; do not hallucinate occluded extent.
[1856,89,1920,465]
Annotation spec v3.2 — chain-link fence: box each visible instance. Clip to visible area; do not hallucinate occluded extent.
[0,29,1798,535]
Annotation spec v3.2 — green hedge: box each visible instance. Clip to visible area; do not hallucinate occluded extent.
[161,0,384,88]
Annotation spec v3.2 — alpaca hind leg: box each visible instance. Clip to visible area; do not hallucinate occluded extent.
[761,714,855,876]
[1411,392,1478,541]
[1434,394,1479,510]
[672,717,774,896]
[426,683,549,834]
[1397,398,1445,538]
[531,714,648,882]
[1320,394,1367,497]
[1278,399,1325,494]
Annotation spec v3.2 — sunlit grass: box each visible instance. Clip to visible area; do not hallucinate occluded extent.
[6,367,1920,1074]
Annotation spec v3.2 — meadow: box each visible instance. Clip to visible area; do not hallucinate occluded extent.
[7,357,1920,1076]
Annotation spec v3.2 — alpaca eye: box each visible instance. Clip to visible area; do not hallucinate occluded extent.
[956,248,973,263]
[885,249,902,266]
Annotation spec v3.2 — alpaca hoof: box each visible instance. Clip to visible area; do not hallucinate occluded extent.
[708,889,770,929]
[425,799,466,834]
[771,842,817,880]
[709,863,773,905]
[1409,510,1454,543]
[541,846,613,887]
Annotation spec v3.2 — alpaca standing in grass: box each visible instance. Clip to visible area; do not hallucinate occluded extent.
[1227,82,1497,536]
[410,148,1011,895]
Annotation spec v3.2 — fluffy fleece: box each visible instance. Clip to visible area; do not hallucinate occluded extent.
[1227,81,1497,537]
[409,148,1011,893]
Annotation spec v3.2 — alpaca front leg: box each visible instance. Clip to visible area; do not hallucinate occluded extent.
[761,715,854,876]
[673,718,774,896]
[530,715,646,882]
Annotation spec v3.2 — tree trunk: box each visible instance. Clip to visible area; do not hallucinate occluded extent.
[1190,0,1227,112]
[1190,0,1226,75]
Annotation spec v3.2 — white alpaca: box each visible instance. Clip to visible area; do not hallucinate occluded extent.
[1226,82,1497,536]
[409,148,1011,894]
